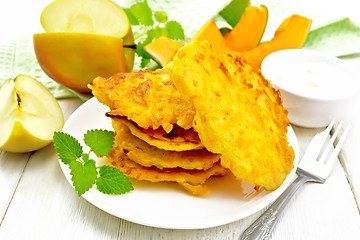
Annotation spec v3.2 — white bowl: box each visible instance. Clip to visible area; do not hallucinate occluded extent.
[261,49,360,128]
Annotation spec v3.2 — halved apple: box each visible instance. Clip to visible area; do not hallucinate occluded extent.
[36,0,135,93]
[34,32,134,93]
[0,75,64,153]
[40,0,130,39]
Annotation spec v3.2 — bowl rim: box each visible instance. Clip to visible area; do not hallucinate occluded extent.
[261,49,360,102]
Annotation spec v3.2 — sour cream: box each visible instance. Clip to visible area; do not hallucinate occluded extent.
[261,49,360,128]
[261,49,358,100]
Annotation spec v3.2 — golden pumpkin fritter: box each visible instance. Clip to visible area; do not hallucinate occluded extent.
[107,115,204,151]
[89,64,195,133]
[108,119,228,195]
[110,118,220,171]
[171,41,294,190]
[89,39,295,194]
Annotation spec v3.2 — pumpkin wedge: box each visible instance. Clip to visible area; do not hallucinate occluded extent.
[224,5,268,51]
[240,14,312,70]
[144,36,182,67]
[191,20,231,54]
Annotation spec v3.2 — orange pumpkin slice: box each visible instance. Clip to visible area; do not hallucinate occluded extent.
[144,36,182,67]
[240,14,312,71]
[224,5,268,51]
[191,20,231,54]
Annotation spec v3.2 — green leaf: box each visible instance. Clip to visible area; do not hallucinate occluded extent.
[135,41,149,58]
[130,0,154,26]
[145,28,156,42]
[83,129,114,157]
[154,26,167,38]
[154,11,168,23]
[135,30,155,62]
[96,165,134,195]
[219,0,250,28]
[82,153,90,163]
[140,57,151,68]
[220,27,231,36]
[53,132,82,165]
[165,21,185,40]
[69,159,98,196]
[123,7,139,25]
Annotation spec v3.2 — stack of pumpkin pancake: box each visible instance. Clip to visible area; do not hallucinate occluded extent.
[89,41,295,195]
[89,62,228,195]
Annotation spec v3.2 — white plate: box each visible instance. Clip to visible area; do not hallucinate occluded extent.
[60,97,299,229]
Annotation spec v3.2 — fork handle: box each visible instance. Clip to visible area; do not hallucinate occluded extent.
[240,174,312,240]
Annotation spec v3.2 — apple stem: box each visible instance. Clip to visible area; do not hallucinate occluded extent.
[16,93,21,106]
[123,44,137,49]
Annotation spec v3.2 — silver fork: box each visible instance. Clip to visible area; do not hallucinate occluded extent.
[240,119,351,240]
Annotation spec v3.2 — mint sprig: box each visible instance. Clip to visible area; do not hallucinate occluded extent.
[124,0,185,68]
[53,130,133,196]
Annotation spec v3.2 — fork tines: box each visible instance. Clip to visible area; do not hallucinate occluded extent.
[298,118,351,181]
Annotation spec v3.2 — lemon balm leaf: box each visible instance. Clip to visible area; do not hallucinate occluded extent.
[154,11,168,23]
[53,131,82,164]
[84,129,114,157]
[154,26,167,38]
[135,29,155,58]
[130,0,154,26]
[69,159,97,196]
[123,8,139,25]
[54,130,133,197]
[127,1,185,69]
[165,21,185,40]
[82,153,90,163]
[140,57,151,68]
[96,165,134,195]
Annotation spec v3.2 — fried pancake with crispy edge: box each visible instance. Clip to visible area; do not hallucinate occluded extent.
[89,64,195,133]
[108,145,228,195]
[171,41,294,190]
[107,115,204,151]
[111,119,221,170]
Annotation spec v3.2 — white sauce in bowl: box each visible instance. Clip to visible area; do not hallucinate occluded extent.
[261,49,359,100]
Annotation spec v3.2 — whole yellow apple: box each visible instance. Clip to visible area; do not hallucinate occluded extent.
[0,75,64,153]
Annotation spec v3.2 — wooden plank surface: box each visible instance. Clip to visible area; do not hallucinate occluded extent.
[0,151,30,222]
[1,108,360,239]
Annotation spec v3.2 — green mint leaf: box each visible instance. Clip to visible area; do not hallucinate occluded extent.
[165,21,185,40]
[53,132,82,165]
[130,0,154,26]
[96,165,134,195]
[140,57,151,68]
[83,129,114,157]
[144,28,156,44]
[154,26,167,38]
[135,30,155,62]
[135,41,148,59]
[220,27,231,36]
[69,159,98,196]
[219,0,250,28]
[82,153,90,163]
[154,11,168,23]
[123,7,139,25]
